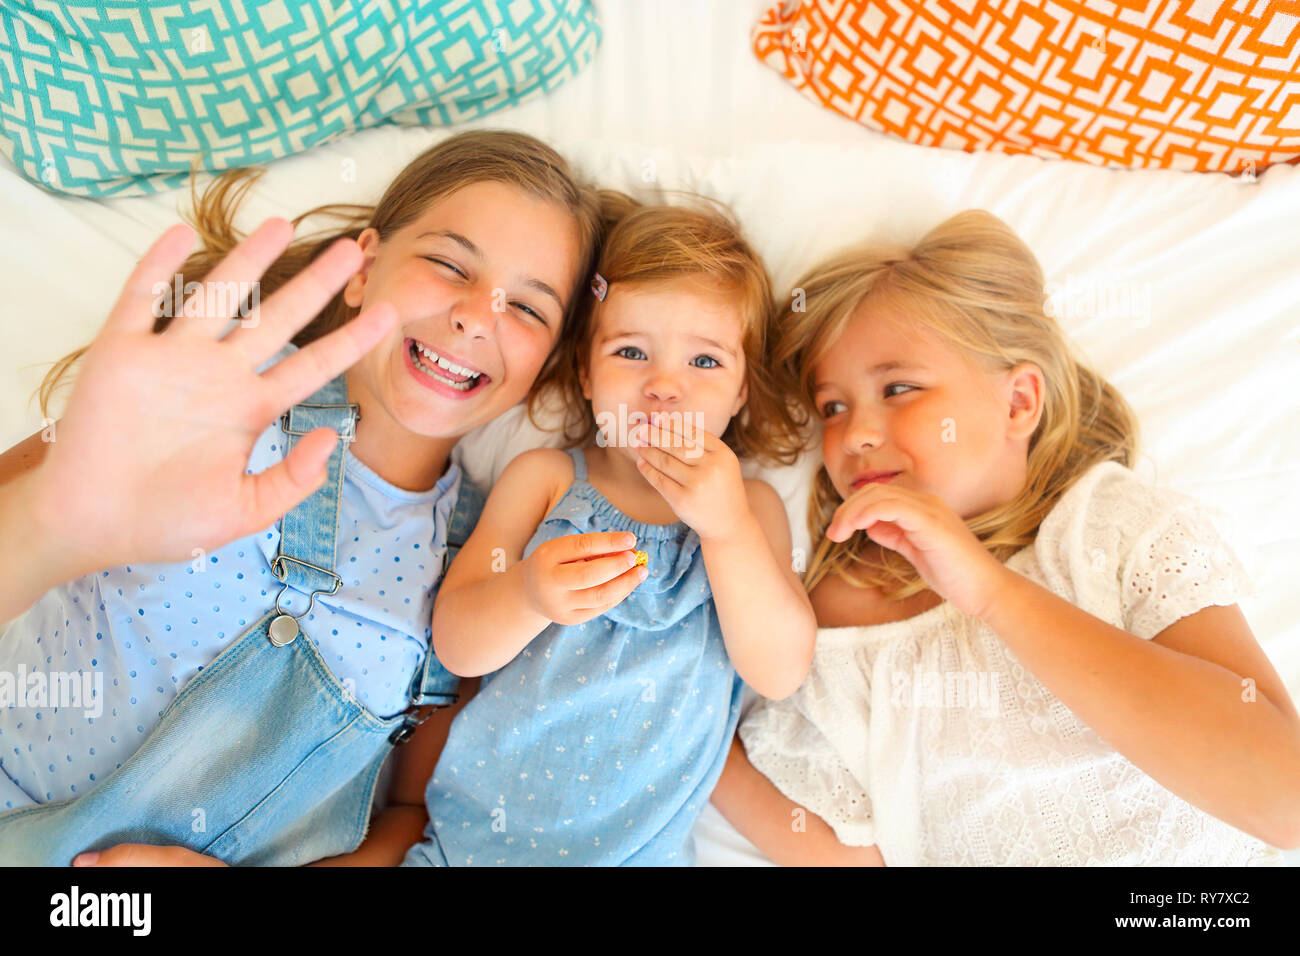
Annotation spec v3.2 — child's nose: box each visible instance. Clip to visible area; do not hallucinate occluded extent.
[450,289,499,339]
[643,370,682,403]
[843,409,884,452]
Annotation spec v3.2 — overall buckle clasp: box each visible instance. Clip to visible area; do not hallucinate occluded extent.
[388,705,437,746]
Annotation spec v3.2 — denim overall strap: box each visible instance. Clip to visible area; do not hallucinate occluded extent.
[277,373,432,744]
[393,473,487,740]
[272,373,357,619]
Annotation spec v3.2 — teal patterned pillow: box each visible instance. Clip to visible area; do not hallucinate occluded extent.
[0,0,600,197]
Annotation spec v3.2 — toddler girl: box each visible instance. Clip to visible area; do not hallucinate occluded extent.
[401,191,816,866]
[712,209,1299,865]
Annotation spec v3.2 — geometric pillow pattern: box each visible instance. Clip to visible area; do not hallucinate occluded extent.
[754,0,1300,173]
[0,0,601,198]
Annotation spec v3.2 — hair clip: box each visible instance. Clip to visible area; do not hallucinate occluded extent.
[590,272,608,301]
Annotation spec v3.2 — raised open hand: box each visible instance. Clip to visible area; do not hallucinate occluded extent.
[25,217,395,592]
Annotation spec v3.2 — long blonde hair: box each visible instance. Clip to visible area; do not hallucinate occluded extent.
[776,209,1141,598]
[530,189,805,465]
[37,130,604,418]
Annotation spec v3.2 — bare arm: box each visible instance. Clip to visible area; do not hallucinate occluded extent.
[430,450,565,676]
[983,568,1300,849]
[0,427,50,489]
[0,467,69,628]
[0,431,58,626]
[698,480,816,700]
[710,735,885,867]
[432,449,646,677]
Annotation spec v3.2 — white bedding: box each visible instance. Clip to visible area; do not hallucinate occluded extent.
[2,0,1296,866]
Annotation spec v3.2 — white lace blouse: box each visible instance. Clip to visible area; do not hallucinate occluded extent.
[740,461,1283,866]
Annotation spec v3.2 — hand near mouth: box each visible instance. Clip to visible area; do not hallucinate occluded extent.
[629,412,747,542]
[825,483,1009,620]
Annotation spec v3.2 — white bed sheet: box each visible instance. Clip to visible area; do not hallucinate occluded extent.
[2,0,1297,866]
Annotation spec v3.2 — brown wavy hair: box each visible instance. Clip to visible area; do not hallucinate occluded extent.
[776,209,1141,598]
[36,130,604,418]
[529,189,805,466]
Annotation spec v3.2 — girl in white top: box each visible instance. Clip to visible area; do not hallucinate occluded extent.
[710,210,1300,866]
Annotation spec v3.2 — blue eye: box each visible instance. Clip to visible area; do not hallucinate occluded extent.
[615,346,646,360]
[691,355,721,369]
[885,383,916,398]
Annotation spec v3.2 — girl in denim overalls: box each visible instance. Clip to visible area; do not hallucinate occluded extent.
[0,130,605,866]
[399,194,817,866]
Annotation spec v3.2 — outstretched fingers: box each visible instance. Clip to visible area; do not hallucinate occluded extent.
[165,217,296,341]
[105,223,197,335]
[258,300,397,415]
[224,235,366,367]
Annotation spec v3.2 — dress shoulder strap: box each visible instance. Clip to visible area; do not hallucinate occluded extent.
[565,445,588,482]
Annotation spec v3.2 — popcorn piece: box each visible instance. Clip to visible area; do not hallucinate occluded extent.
[633,550,649,567]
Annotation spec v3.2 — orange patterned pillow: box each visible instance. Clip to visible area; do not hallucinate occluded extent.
[754,0,1300,173]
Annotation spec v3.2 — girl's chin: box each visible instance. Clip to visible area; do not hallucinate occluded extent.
[393,396,488,438]
[592,440,643,467]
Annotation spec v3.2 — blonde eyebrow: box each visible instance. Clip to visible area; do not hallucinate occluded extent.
[813,360,924,392]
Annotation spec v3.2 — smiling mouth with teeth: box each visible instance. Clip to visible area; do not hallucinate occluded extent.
[408,339,489,392]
